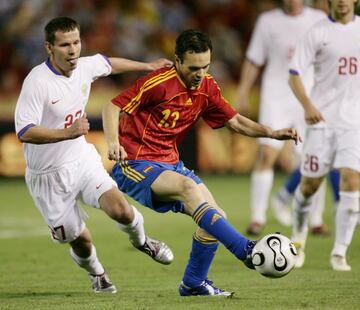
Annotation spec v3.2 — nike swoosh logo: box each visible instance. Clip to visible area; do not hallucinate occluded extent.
[96,183,103,189]
[51,100,60,104]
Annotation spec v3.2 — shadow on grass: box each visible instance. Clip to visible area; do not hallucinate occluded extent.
[0,291,89,299]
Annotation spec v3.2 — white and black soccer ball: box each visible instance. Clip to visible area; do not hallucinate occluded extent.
[251,233,297,278]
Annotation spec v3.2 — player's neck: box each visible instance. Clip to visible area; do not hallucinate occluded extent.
[331,11,354,24]
[283,5,303,16]
[49,57,73,78]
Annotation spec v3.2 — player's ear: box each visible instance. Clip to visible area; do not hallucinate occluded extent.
[175,54,181,66]
[44,41,52,56]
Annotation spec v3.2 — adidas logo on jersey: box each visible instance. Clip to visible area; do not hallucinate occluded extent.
[185,98,193,105]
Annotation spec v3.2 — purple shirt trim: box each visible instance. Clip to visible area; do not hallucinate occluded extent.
[101,54,112,67]
[289,69,299,75]
[328,14,356,23]
[17,123,36,139]
[45,58,62,75]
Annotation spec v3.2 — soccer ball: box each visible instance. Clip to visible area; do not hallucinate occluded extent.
[251,233,297,278]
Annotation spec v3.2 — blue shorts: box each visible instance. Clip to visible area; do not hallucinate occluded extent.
[112,160,203,213]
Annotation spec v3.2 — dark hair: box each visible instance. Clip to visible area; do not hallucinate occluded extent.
[175,29,212,63]
[45,17,80,44]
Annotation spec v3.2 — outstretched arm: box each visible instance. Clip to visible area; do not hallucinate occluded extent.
[109,57,173,74]
[102,102,127,161]
[226,113,302,144]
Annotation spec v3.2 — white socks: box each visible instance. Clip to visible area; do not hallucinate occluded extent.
[292,187,312,243]
[309,180,326,228]
[70,244,104,275]
[118,205,146,247]
[331,191,359,257]
[250,170,274,224]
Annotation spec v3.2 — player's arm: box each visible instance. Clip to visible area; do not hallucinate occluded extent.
[235,59,260,115]
[108,57,173,74]
[102,102,127,161]
[19,113,90,144]
[288,73,324,125]
[226,113,301,144]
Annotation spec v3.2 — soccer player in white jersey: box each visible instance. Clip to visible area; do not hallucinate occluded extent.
[289,0,360,271]
[236,0,327,236]
[14,17,174,293]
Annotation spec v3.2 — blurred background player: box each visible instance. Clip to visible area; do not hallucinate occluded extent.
[102,29,301,296]
[14,17,174,293]
[289,0,360,271]
[235,0,337,236]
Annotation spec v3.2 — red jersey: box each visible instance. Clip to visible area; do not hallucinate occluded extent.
[111,66,236,164]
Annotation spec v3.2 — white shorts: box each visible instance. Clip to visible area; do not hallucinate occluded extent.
[300,126,360,178]
[257,98,305,154]
[25,145,117,243]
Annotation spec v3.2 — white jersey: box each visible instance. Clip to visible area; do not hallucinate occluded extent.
[15,54,112,171]
[290,16,360,130]
[247,7,325,106]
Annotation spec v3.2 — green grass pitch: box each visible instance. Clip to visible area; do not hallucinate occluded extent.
[0,175,359,309]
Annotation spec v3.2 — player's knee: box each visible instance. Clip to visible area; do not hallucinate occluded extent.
[300,178,321,197]
[340,171,360,192]
[110,201,133,223]
[179,177,200,198]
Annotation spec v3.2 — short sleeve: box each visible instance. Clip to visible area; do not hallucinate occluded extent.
[289,26,319,76]
[14,76,45,138]
[201,78,237,129]
[246,14,269,66]
[87,54,112,82]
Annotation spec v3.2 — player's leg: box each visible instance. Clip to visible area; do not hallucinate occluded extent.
[80,147,173,265]
[330,130,360,271]
[272,167,301,207]
[330,168,359,271]
[151,171,253,296]
[151,170,255,262]
[24,161,117,293]
[329,169,340,212]
[247,143,280,235]
[292,126,334,267]
[309,180,329,236]
[291,175,324,268]
[98,188,173,264]
[69,227,116,293]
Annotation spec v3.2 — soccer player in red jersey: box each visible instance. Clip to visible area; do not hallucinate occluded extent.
[103,29,301,296]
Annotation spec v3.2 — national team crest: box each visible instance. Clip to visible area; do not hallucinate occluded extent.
[81,84,88,96]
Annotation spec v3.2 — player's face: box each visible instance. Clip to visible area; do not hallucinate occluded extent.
[175,50,211,89]
[330,0,356,17]
[45,28,81,77]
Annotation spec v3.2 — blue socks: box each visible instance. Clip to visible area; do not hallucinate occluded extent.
[192,203,250,260]
[182,237,219,287]
[285,168,301,194]
[329,169,340,203]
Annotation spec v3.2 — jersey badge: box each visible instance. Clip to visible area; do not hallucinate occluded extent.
[81,84,88,96]
[185,98,193,105]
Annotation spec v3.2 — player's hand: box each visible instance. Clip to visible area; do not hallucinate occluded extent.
[67,113,90,139]
[304,104,324,125]
[271,128,302,145]
[148,58,173,71]
[107,141,128,161]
